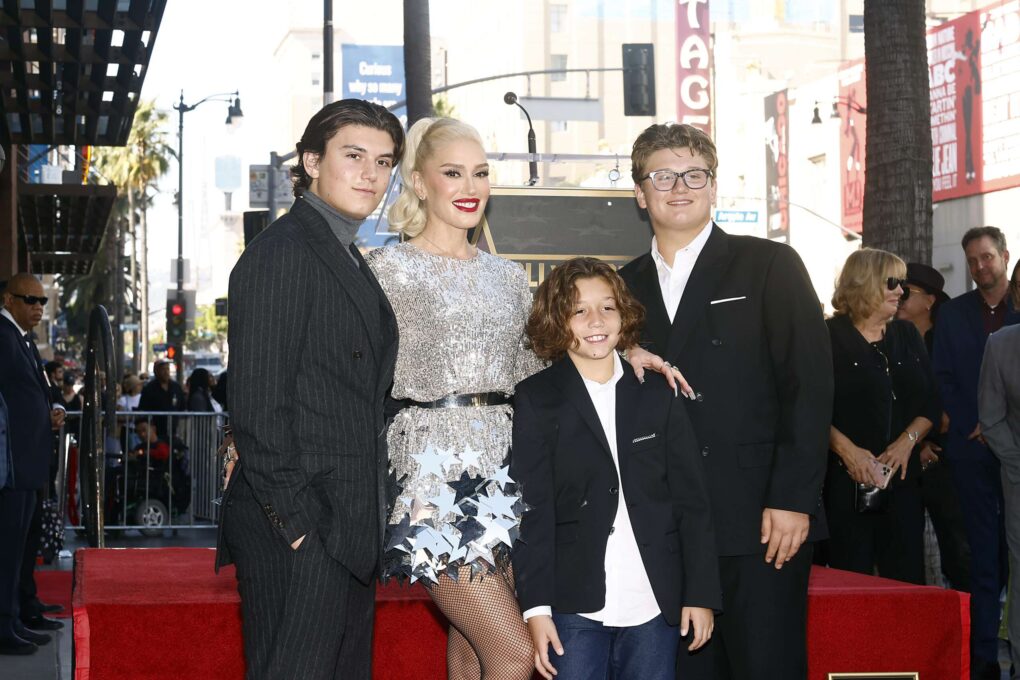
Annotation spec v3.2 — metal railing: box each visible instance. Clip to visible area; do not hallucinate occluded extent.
[57,410,229,535]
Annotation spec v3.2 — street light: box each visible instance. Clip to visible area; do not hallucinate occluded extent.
[172,89,243,376]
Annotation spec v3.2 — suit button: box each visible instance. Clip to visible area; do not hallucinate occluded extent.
[711,338,722,347]
[702,446,709,457]
[695,392,704,402]
[353,350,362,359]
[609,526,616,535]
[609,486,618,495]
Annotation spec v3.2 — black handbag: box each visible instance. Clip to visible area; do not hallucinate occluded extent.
[854,482,888,514]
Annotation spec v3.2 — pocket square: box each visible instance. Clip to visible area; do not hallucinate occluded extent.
[710,296,747,305]
[632,433,657,444]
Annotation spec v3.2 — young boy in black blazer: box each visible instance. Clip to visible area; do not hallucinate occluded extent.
[511,257,721,680]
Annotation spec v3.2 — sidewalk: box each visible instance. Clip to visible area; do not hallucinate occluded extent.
[0,529,215,680]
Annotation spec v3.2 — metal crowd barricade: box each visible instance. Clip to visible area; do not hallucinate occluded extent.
[56,410,229,534]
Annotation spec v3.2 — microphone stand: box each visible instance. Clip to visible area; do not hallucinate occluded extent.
[504,91,539,186]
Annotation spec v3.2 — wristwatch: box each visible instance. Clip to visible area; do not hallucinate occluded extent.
[907,430,920,442]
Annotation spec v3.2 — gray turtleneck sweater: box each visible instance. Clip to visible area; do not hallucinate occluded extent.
[301,190,363,263]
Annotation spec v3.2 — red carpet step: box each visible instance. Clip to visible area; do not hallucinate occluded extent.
[72,548,969,679]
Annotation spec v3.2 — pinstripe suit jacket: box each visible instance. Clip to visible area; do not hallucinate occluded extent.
[979,324,1020,483]
[218,198,398,583]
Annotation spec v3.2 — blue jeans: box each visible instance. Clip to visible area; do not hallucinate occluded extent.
[548,612,679,680]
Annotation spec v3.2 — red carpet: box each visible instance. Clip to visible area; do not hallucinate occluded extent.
[72,548,969,680]
[35,570,73,619]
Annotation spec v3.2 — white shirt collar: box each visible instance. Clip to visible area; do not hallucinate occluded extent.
[0,307,30,337]
[650,220,713,272]
[580,351,624,394]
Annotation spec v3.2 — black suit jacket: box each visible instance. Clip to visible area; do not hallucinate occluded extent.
[619,225,833,557]
[219,198,398,583]
[0,315,52,490]
[511,358,722,625]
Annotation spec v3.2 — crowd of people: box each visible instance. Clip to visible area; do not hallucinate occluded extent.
[3,95,1017,680]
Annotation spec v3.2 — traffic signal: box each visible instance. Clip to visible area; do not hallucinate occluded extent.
[622,43,656,117]
[167,296,186,344]
[166,345,177,360]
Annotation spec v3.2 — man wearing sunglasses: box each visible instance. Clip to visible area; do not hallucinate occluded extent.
[0,273,64,655]
[619,124,833,680]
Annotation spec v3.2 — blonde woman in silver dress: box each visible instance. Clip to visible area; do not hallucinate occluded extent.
[367,117,690,680]
[367,117,537,679]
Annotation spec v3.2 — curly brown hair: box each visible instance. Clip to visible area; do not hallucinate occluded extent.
[527,257,645,362]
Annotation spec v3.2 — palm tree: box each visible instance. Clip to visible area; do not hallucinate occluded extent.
[93,100,172,372]
[862,0,933,263]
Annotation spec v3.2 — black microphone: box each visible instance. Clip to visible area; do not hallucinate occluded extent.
[504,91,538,186]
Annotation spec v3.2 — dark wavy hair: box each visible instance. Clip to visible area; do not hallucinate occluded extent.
[290,99,405,197]
[526,257,645,362]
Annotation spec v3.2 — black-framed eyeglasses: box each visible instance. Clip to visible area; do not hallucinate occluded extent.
[640,168,713,191]
[11,293,47,306]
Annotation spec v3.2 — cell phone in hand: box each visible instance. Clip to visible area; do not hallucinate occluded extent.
[869,458,894,489]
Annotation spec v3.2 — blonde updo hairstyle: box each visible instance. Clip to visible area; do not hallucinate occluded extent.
[388,117,485,238]
[832,248,907,323]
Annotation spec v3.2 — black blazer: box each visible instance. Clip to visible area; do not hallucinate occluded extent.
[828,316,940,479]
[0,315,52,490]
[219,198,398,582]
[511,358,722,625]
[619,225,834,556]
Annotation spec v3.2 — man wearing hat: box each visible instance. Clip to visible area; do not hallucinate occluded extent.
[897,263,971,593]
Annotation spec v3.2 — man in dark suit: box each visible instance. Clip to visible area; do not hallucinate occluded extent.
[618,124,833,679]
[218,100,402,680]
[0,273,65,655]
[933,226,1019,680]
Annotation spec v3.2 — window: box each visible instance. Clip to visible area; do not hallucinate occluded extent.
[550,4,567,32]
[550,54,567,82]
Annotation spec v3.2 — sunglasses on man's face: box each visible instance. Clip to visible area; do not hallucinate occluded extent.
[11,293,48,306]
[886,278,910,300]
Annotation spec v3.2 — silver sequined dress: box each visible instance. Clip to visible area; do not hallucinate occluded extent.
[365,243,542,584]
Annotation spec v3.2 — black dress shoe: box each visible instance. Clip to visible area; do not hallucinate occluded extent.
[21,614,64,630]
[40,602,64,614]
[0,635,38,655]
[970,658,1001,680]
[12,627,50,646]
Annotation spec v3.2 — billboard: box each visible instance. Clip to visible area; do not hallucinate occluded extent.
[764,89,789,242]
[675,0,711,133]
[838,0,1020,230]
[928,1,1020,201]
[838,59,867,234]
[341,44,406,119]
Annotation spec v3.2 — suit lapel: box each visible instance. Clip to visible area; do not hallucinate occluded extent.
[292,200,381,364]
[550,358,613,459]
[614,365,640,461]
[2,317,49,400]
[666,225,731,360]
[629,254,671,354]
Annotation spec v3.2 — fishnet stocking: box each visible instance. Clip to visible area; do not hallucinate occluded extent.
[427,565,535,680]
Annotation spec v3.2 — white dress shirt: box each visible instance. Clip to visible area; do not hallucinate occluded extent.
[523,353,661,627]
[650,221,713,323]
